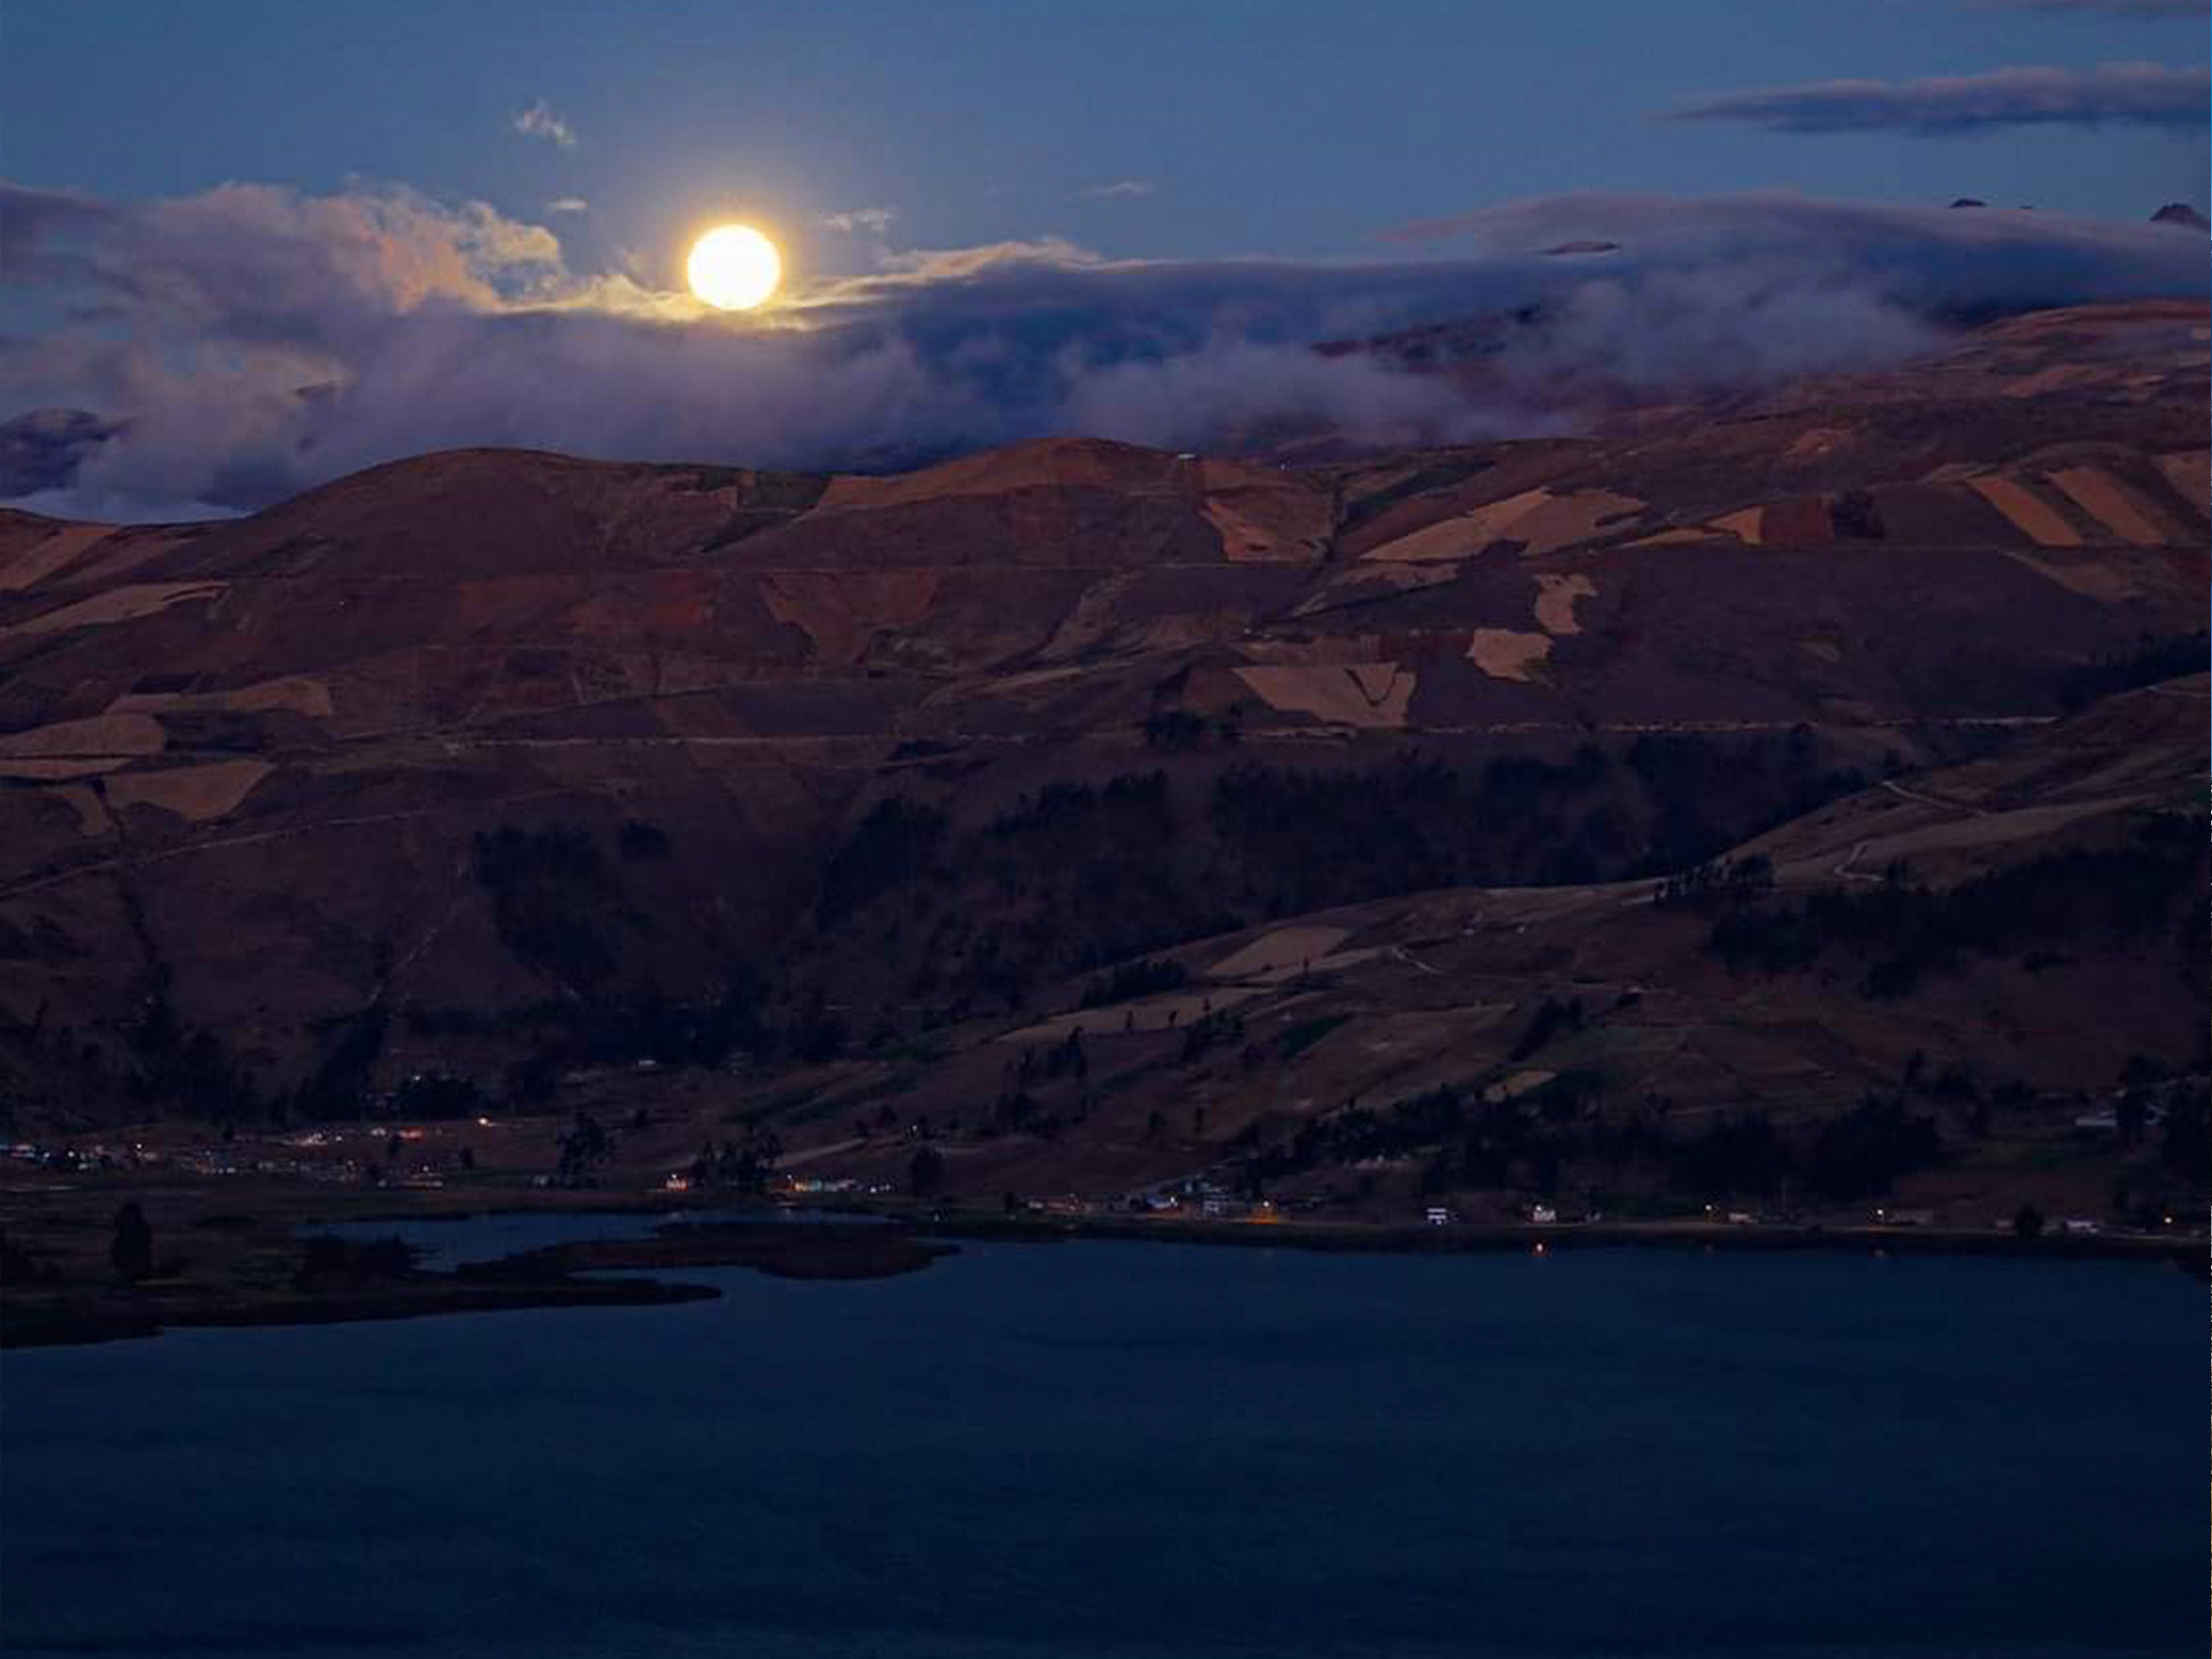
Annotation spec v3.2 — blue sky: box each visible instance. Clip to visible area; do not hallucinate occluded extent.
[2,0,2203,286]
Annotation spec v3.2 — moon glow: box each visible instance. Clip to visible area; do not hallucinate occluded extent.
[687,224,782,311]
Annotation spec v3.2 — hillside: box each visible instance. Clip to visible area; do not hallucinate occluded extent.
[0,299,2202,1222]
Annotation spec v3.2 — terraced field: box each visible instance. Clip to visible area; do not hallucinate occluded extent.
[0,301,2199,1226]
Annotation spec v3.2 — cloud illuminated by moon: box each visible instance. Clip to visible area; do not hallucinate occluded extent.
[6,180,2206,520]
[687,224,781,311]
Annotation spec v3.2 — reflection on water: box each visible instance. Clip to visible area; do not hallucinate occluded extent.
[1,1238,2196,1659]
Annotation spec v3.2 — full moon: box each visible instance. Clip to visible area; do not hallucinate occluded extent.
[687,224,781,311]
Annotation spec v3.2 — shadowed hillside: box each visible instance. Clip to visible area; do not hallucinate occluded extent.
[0,301,2201,1222]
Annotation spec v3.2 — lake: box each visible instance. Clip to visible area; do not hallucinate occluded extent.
[0,1230,2199,1658]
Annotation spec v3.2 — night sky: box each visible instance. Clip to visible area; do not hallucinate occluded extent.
[1,0,2203,516]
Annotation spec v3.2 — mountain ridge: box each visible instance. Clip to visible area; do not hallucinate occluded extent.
[0,298,2201,1223]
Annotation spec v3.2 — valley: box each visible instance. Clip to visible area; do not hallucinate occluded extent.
[0,300,2203,1341]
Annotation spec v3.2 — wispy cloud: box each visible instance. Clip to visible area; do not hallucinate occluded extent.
[546,196,590,214]
[3,182,2203,518]
[1659,61,2208,134]
[1973,0,2206,16]
[1075,179,1154,200]
[512,99,578,148]
[819,207,895,236]
[872,236,1101,278]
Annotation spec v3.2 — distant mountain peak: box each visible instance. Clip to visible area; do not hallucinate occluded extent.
[2150,203,2209,232]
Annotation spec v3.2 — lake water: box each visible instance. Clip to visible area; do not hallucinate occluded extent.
[0,1231,2199,1658]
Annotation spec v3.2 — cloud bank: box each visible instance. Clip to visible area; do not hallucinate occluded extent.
[1,180,2203,518]
[1662,62,2209,134]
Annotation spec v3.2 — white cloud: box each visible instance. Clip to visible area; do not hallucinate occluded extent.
[819,207,895,236]
[4,182,2204,518]
[870,236,1103,279]
[546,197,590,214]
[512,100,578,148]
[1075,179,1155,200]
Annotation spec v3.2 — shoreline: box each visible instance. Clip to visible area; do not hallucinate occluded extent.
[917,1211,2208,1270]
[0,1273,718,1351]
[3,1191,2199,1352]
[0,1206,949,1350]
[305,1187,2207,1271]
